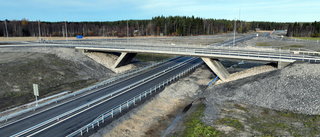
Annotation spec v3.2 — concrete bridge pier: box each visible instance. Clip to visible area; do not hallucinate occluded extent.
[114,52,137,68]
[277,61,293,69]
[201,58,230,81]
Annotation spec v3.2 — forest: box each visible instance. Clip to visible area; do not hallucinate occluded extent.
[286,21,320,37]
[0,16,290,37]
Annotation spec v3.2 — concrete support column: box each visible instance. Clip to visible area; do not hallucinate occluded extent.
[277,61,292,69]
[77,49,86,53]
[201,58,230,81]
[114,52,137,68]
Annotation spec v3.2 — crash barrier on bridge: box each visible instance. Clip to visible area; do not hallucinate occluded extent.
[10,57,200,137]
[67,58,203,137]
[0,56,181,122]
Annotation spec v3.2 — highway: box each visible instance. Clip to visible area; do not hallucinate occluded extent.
[0,56,202,136]
[213,33,258,47]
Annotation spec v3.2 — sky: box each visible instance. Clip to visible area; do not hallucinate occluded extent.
[1,0,319,22]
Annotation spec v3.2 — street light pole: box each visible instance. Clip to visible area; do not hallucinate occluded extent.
[65,17,68,41]
[4,20,8,41]
[233,18,236,46]
[127,19,129,41]
[38,20,41,42]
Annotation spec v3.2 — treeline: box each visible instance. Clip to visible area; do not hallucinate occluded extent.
[287,21,320,37]
[0,16,289,37]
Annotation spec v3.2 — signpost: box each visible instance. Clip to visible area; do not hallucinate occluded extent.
[33,84,39,106]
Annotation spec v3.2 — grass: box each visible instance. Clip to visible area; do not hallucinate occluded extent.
[295,37,320,41]
[246,109,320,136]
[135,53,176,62]
[234,104,248,112]
[256,42,270,47]
[215,118,244,130]
[183,103,224,137]
[280,45,304,49]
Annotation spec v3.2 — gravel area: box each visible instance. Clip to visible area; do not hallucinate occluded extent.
[203,62,320,126]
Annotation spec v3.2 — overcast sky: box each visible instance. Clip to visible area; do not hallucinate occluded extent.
[1,0,319,22]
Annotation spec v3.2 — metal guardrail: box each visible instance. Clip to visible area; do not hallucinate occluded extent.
[0,56,180,122]
[10,57,196,137]
[67,59,203,137]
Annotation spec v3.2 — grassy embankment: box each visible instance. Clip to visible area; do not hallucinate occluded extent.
[256,42,305,50]
[182,102,320,136]
[294,37,320,41]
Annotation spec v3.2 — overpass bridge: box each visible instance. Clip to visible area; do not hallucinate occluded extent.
[2,35,320,81]
[73,42,320,81]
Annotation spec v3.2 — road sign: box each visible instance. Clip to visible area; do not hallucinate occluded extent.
[33,84,39,96]
[76,35,83,39]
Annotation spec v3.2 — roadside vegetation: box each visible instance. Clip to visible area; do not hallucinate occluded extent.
[204,102,320,136]
[280,45,304,49]
[179,100,320,137]
[247,109,320,136]
[183,103,224,137]
[295,37,320,41]
[256,42,270,46]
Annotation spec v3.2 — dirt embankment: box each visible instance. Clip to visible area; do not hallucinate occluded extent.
[0,48,114,111]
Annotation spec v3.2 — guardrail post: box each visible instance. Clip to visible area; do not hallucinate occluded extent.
[92,124,94,129]
[102,115,104,123]
[134,97,136,105]
[127,101,129,108]
[87,127,88,132]
[111,109,114,118]
[119,105,122,113]
[145,92,147,98]
[150,89,152,95]
[97,121,100,127]
[80,130,83,136]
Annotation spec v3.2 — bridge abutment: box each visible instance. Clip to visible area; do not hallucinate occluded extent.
[114,52,137,68]
[201,58,230,81]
